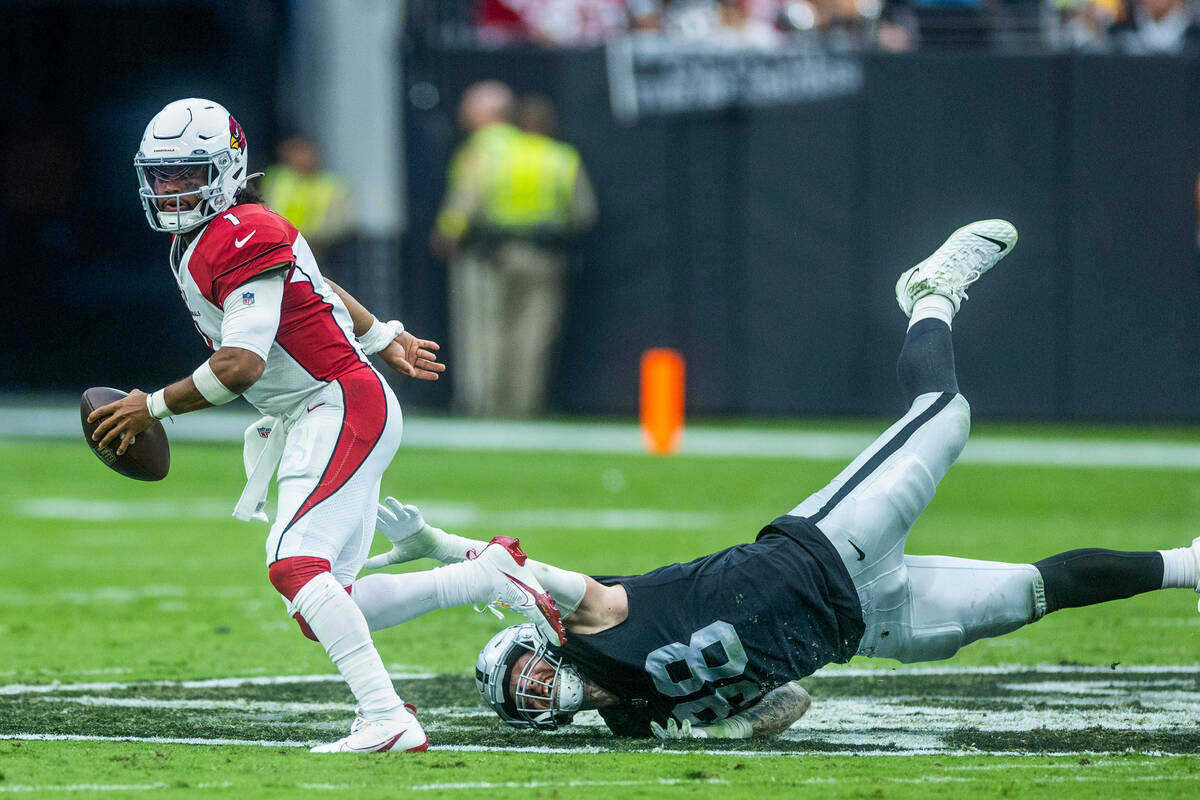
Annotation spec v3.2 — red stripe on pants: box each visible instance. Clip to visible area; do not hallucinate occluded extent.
[282,369,387,534]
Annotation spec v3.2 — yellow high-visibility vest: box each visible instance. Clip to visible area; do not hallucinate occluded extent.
[437,123,582,239]
[261,166,348,239]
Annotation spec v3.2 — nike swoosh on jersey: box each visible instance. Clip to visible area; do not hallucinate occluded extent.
[234,231,257,248]
[971,232,1008,252]
[848,540,866,561]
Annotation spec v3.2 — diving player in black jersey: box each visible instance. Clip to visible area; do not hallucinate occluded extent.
[360,220,1200,740]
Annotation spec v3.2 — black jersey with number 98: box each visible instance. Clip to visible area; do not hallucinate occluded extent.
[556,516,865,736]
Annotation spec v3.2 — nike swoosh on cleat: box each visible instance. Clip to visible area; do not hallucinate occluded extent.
[971,232,1008,252]
[848,540,866,561]
[348,730,405,752]
[500,572,540,608]
[501,571,566,643]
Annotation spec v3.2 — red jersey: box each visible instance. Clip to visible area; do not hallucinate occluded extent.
[169,203,371,416]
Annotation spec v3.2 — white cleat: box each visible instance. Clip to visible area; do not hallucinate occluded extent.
[350,702,417,735]
[896,219,1018,318]
[312,706,428,754]
[1191,536,1200,613]
[471,536,567,645]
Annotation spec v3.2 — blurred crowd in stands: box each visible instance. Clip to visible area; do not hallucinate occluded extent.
[426,0,1200,53]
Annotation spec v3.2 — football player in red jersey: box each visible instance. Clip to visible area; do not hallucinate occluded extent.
[87,98,563,753]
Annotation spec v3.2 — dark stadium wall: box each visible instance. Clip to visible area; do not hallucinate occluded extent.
[0,1,282,400]
[409,48,1200,421]
[8,23,1200,423]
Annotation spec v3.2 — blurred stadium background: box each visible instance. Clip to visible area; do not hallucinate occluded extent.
[4,0,1200,424]
[5,3,1200,791]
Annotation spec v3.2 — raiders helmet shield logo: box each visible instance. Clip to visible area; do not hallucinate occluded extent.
[229,116,246,150]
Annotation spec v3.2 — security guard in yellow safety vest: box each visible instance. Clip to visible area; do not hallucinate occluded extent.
[263,136,353,261]
[432,82,597,418]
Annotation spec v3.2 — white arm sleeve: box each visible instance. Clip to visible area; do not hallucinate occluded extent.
[220,272,285,360]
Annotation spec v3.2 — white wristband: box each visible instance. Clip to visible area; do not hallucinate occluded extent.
[146,388,173,420]
[357,317,404,355]
[192,360,239,405]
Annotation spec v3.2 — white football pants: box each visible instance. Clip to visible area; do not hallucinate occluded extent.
[265,372,402,586]
[788,391,1045,663]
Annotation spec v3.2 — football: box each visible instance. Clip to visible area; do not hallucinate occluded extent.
[80,387,171,481]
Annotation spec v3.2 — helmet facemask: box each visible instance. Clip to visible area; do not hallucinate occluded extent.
[476,623,583,730]
[134,99,248,233]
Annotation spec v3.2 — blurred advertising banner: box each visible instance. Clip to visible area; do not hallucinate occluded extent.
[606,37,864,123]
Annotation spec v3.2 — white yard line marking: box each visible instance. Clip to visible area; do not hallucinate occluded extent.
[0,735,1190,759]
[790,697,1199,734]
[940,760,1163,771]
[815,663,1200,676]
[4,733,312,748]
[406,779,730,790]
[6,498,235,521]
[8,497,725,530]
[299,779,730,792]
[34,695,353,713]
[5,665,1193,696]
[5,666,1200,757]
[0,672,434,696]
[6,405,1200,469]
[0,784,232,794]
[0,784,170,794]
[0,584,253,606]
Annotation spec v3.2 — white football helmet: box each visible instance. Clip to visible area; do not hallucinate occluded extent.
[475,623,583,730]
[134,98,249,233]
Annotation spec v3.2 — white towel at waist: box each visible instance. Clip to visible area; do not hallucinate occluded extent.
[234,415,290,522]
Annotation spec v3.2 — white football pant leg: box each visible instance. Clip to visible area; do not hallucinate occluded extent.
[862,555,1046,662]
[331,475,385,588]
[266,380,402,569]
[789,391,969,586]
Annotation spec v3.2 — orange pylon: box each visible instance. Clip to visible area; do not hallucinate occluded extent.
[640,348,685,455]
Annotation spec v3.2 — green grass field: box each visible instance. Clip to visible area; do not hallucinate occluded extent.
[3,422,1200,797]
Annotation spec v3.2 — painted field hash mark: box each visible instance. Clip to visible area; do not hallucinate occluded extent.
[2,666,1198,756]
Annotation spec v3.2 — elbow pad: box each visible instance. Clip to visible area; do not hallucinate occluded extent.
[193,360,239,405]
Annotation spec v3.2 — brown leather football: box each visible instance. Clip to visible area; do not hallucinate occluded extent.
[80,387,171,481]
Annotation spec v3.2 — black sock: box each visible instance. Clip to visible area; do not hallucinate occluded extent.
[1035,549,1164,614]
[896,319,959,406]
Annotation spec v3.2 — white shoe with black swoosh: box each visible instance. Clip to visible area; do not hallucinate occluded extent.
[471,536,567,645]
[1190,536,1200,613]
[311,706,428,753]
[896,219,1018,317]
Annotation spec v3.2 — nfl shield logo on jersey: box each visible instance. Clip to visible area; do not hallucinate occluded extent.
[241,292,255,306]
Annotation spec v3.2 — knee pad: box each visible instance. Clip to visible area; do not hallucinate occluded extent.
[892,623,966,664]
[268,556,338,642]
[269,556,333,600]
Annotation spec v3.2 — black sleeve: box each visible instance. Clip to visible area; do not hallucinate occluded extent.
[598,705,655,738]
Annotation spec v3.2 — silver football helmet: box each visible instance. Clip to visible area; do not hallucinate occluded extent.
[475,623,583,730]
[134,98,249,233]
